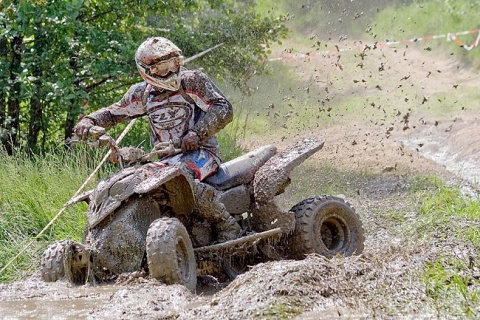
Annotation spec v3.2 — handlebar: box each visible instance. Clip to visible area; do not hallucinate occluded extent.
[81,126,182,166]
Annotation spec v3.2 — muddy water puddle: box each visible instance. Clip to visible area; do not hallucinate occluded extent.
[0,278,218,320]
[0,283,118,319]
[1,299,101,319]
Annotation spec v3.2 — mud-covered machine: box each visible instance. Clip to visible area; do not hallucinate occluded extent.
[40,127,364,291]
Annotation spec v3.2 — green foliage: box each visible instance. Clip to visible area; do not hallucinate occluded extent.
[0,0,287,154]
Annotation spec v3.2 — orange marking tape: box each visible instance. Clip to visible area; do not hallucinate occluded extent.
[269,29,480,61]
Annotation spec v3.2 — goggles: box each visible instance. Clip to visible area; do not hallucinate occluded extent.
[136,56,183,78]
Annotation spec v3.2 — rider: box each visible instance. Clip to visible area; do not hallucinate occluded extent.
[74,37,241,243]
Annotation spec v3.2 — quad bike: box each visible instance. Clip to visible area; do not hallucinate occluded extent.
[40,127,364,292]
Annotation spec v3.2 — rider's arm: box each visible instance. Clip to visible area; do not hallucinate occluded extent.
[181,70,233,141]
[84,82,148,129]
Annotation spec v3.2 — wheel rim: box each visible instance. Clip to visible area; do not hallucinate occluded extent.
[176,236,192,281]
[315,210,350,254]
[224,252,248,279]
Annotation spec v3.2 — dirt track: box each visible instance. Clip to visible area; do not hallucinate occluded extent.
[1,42,479,319]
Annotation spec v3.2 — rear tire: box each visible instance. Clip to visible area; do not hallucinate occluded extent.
[146,217,197,292]
[289,196,364,259]
[223,252,249,279]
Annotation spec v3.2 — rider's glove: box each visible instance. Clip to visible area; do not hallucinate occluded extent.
[73,118,95,140]
[181,130,200,153]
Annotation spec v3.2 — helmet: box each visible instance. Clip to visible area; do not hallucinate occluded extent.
[135,37,184,91]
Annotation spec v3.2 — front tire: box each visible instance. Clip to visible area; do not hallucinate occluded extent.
[289,196,364,259]
[146,217,197,292]
[40,240,89,284]
[40,240,70,282]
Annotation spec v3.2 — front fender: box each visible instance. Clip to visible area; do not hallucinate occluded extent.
[88,165,195,228]
[134,166,195,215]
[88,166,140,228]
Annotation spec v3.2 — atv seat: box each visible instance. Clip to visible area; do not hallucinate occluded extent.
[205,145,277,191]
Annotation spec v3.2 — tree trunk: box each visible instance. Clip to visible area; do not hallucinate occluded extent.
[0,38,7,129]
[64,39,82,145]
[64,110,77,143]
[27,23,48,155]
[4,36,23,155]
[27,69,43,154]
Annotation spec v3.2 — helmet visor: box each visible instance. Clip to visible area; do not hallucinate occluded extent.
[137,56,183,78]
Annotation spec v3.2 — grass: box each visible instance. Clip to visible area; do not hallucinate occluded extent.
[261,301,302,319]
[418,180,480,245]
[402,175,480,247]
[0,146,105,281]
[394,175,480,317]
[423,258,480,317]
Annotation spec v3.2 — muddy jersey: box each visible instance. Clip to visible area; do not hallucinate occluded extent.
[85,67,233,159]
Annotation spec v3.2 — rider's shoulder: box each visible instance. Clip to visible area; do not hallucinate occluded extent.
[120,82,149,104]
[124,82,148,96]
[131,81,149,93]
[179,67,209,82]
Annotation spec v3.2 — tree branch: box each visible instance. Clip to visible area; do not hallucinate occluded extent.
[84,75,116,92]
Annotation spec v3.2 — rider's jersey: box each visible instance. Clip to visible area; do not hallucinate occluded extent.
[85,68,233,180]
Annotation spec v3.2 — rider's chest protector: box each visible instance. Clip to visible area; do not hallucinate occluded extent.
[146,90,199,145]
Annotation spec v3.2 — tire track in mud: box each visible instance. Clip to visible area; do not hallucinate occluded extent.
[398,113,480,191]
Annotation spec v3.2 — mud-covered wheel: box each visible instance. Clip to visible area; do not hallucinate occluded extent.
[223,252,249,279]
[146,217,197,291]
[40,240,70,282]
[40,240,90,284]
[289,195,364,259]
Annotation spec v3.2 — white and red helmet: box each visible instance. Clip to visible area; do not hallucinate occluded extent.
[135,37,184,91]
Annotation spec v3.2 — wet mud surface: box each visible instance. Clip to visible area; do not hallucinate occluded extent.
[1,43,480,319]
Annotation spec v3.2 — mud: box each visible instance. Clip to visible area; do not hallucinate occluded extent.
[400,113,480,189]
[2,41,480,318]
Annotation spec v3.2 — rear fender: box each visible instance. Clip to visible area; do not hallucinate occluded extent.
[254,139,324,203]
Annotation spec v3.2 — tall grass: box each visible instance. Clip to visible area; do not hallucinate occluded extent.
[0,146,104,281]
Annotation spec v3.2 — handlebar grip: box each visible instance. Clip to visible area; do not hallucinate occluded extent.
[88,126,106,140]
